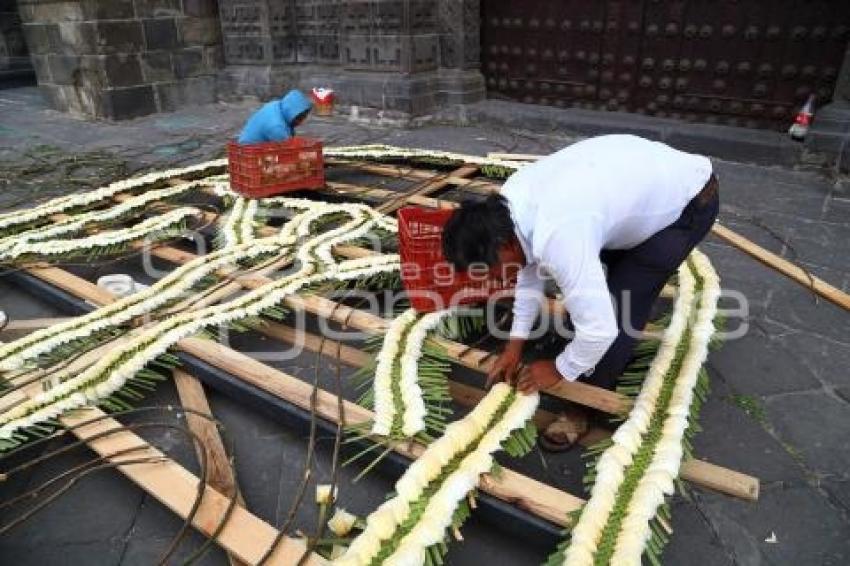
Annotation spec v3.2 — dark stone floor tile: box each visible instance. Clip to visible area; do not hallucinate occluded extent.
[699,485,850,566]
[764,390,850,478]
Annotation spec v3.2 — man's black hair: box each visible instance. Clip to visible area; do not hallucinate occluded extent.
[442,193,514,269]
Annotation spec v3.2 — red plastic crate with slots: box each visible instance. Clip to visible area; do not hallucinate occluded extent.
[227,137,325,198]
[398,206,515,313]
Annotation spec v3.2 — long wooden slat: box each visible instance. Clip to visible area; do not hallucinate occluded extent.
[426,151,849,313]
[258,321,759,502]
[1,347,319,565]
[377,164,478,214]
[178,336,584,527]
[711,222,850,312]
[326,159,501,192]
[173,369,248,566]
[0,317,72,340]
[67,407,321,565]
[20,265,585,527]
[486,152,546,161]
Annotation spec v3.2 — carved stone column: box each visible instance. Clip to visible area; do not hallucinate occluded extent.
[437,0,485,106]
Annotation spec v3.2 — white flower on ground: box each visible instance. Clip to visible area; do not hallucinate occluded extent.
[327,508,358,536]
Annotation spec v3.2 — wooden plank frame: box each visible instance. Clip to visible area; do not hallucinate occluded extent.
[0,154,768,562]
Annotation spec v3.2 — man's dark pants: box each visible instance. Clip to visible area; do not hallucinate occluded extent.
[580,177,720,391]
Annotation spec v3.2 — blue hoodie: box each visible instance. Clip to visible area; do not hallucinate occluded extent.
[237,89,313,144]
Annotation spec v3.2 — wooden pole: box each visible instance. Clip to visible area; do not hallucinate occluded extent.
[67,407,322,565]
[177,336,585,527]
[1,343,320,565]
[377,164,479,214]
[398,151,849,313]
[18,265,586,528]
[173,369,249,566]
[711,222,850,312]
[258,320,759,502]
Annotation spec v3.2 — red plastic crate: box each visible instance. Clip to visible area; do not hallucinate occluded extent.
[398,206,516,313]
[227,137,325,198]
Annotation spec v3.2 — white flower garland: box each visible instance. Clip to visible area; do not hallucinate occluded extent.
[559,250,720,566]
[0,179,205,254]
[0,195,400,440]
[370,306,456,439]
[0,207,200,261]
[0,236,291,373]
[220,196,246,249]
[609,250,719,565]
[334,384,539,566]
[240,198,259,244]
[371,308,419,437]
[0,159,226,235]
[0,199,396,376]
[325,145,522,173]
[398,309,455,437]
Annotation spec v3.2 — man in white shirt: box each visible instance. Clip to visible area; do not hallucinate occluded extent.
[442,135,718,448]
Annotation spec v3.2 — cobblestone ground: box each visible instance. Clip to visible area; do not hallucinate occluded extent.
[0,87,848,565]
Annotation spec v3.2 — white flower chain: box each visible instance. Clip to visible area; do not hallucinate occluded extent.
[0,207,200,261]
[562,263,695,565]
[324,145,522,173]
[0,159,226,233]
[240,199,259,245]
[0,180,205,254]
[372,308,419,437]
[609,251,719,565]
[335,384,539,566]
[220,196,246,249]
[398,308,455,437]
[563,252,719,566]
[0,236,290,372]
[0,197,399,439]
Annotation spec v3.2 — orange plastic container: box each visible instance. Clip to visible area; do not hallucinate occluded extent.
[398,206,515,313]
[227,137,325,198]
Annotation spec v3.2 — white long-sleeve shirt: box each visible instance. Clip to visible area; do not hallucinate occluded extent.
[501,135,713,380]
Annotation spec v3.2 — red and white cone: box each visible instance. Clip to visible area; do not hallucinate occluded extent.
[789,94,815,141]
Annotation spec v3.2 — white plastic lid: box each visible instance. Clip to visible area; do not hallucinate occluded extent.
[97,274,137,298]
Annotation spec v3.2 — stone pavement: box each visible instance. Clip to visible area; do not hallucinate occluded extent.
[0,87,849,565]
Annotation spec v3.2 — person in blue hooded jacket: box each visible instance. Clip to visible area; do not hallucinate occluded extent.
[237,89,313,144]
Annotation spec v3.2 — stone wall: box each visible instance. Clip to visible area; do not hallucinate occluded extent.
[0,0,34,83]
[18,0,223,119]
[218,0,485,120]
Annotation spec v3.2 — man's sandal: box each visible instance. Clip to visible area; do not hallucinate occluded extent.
[539,406,589,453]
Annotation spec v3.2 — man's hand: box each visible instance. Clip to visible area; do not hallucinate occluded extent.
[517,359,563,394]
[486,338,524,388]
